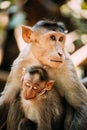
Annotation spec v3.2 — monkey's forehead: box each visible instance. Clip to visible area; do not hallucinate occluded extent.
[30,74,40,83]
[24,73,41,83]
[32,26,63,34]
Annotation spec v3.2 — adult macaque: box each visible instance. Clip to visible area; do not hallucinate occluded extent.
[0,20,87,130]
[7,66,65,130]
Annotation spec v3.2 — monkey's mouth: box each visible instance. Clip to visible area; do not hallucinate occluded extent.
[50,59,62,63]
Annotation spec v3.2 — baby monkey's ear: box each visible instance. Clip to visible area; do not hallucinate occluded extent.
[45,80,54,91]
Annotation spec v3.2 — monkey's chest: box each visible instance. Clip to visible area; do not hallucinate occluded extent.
[21,99,40,123]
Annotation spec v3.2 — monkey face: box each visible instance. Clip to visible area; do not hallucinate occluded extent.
[22,26,66,69]
[31,31,66,68]
[22,73,46,100]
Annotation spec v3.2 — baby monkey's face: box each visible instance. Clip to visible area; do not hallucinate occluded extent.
[22,72,47,100]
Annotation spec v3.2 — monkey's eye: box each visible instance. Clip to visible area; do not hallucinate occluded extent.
[50,35,56,41]
[25,83,31,87]
[33,86,38,90]
[58,36,64,42]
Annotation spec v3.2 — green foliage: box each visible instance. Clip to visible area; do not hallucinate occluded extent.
[81,0,87,9]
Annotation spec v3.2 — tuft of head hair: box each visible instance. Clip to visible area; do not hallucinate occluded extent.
[26,66,49,81]
[32,20,68,34]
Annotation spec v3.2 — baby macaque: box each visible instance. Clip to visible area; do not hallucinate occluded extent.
[7,66,65,130]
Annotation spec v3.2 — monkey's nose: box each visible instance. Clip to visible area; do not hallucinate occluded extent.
[58,52,62,57]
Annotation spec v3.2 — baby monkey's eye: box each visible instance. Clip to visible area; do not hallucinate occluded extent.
[50,35,56,41]
[33,86,38,90]
[58,36,64,42]
[26,83,31,87]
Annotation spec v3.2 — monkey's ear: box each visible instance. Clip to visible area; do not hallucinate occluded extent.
[22,26,33,43]
[46,80,54,91]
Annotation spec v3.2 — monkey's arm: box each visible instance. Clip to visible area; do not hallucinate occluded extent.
[57,53,87,109]
[7,93,24,130]
[62,56,87,130]
[69,104,87,130]
[0,102,9,129]
[64,103,74,130]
